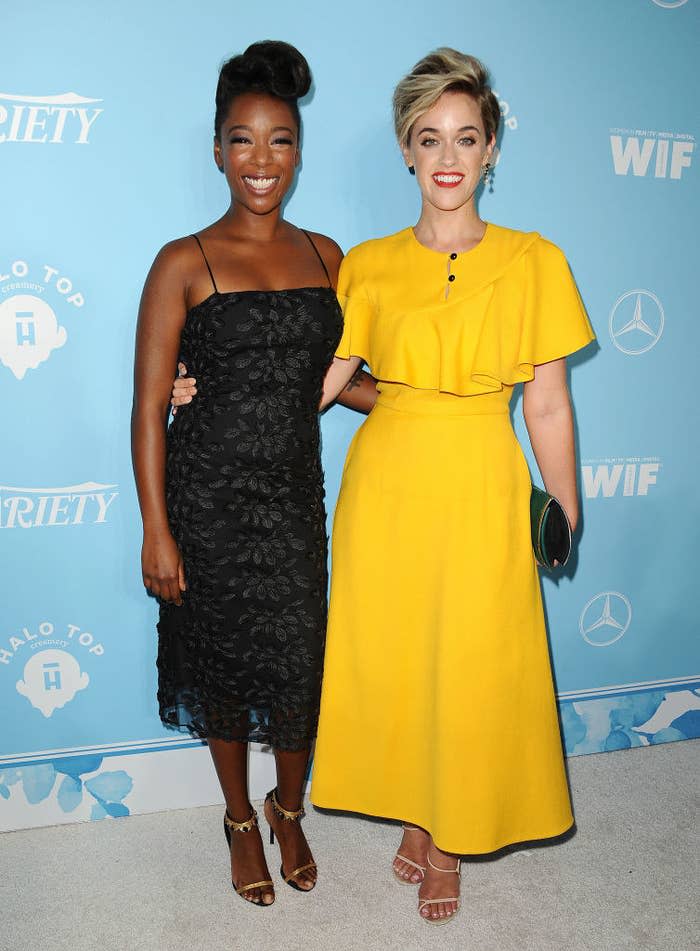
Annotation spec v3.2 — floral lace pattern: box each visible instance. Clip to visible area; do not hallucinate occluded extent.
[157,288,343,751]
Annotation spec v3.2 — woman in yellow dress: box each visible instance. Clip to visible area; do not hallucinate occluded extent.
[311,49,595,924]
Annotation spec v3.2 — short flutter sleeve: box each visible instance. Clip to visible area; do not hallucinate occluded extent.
[334,248,374,362]
[467,237,595,393]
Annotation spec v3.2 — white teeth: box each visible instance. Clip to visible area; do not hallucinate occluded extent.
[244,177,277,190]
[434,174,463,183]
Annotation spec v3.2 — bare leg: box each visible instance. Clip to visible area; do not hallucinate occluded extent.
[263,747,317,890]
[417,837,461,922]
[208,737,274,905]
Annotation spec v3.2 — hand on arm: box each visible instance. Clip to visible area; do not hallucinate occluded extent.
[335,366,378,414]
[523,358,579,533]
[131,243,189,605]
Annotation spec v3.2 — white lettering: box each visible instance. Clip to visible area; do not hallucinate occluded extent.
[8,106,23,142]
[9,636,25,651]
[34,496,49,526]
[47,494,72,526]
[39,622,54,637]
[0,649,12,664]
[4,496,33,528]
[24,106,49,144]
[637,463,659,495]
[13,260,28,278]
[42,265,59,284]
[94,493,118,523]
[22,627,37,641]
[79,631,93,647]
[66,292,84,307]
[670,141,694,179]
[610,136,655,176]
[582,464,623,499]
[90,644,104,656]
[50,107,72,144]
[654,138,669,178]
[75,108,103,144]
[56,277,72,295]
[66,624,80,639]
[623,464,636,496]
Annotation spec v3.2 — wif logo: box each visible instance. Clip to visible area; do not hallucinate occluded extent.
[0,92,103,145]
[610,128,694,179]
[582,458,661,499]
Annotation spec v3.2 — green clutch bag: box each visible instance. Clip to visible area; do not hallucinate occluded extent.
[530,486,572,570]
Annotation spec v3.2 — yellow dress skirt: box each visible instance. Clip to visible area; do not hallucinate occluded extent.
[310,224,596,854]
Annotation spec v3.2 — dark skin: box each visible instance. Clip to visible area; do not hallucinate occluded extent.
[131,91,368,905]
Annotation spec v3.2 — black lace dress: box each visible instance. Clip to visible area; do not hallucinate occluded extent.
[157,240,343,751]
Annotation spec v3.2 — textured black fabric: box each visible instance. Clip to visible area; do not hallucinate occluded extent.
[157,287,343,750]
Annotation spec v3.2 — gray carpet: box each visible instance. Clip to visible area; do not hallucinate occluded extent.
[2,741,699,951]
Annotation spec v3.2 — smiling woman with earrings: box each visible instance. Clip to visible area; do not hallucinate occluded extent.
[309,48,596,924]
[168,46,596,926]
[131,41,375,908]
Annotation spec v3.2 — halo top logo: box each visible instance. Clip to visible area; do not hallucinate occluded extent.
[610,127,694,179]
[0,482,119,527]
[0,92,103,145]
[609,290,664,355]
[0,259,84,379]
[1,620,104,717]
[16,649,89,718]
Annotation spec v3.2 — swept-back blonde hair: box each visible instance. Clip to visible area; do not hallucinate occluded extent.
[393,48,500,146]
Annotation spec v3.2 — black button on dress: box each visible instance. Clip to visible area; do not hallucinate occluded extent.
[157,287,343,750]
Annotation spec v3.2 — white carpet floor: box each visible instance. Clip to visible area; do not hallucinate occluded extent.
[3,740,699,951]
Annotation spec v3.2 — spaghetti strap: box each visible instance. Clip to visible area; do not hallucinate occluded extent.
[301,230,332,287]
[191,234,219,294]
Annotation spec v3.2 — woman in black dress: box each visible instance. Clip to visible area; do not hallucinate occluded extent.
[131,41,374,906]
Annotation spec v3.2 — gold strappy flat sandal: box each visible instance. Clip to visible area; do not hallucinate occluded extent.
[265,788,318,892]
[393,824,427,884]
[223,807,275,906]
[418,854,461,925]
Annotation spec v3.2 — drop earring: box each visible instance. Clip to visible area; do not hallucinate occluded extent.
[481,162,494,192]
[408,165,415,176]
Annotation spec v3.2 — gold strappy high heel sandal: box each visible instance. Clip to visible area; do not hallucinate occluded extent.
[418,854,461,925]
[223,807,275,906]
[265,788,317,892]
[393,824,427,884]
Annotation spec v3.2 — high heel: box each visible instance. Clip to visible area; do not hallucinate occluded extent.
[393,824,427,885]
[265,788,317,892]
[418,854,461,925]
[223,807,274,906]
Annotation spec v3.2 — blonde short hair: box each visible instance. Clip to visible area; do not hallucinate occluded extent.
[392,48,500,147]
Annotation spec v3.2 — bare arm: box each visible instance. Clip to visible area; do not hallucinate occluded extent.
[335,367,378,415]
[131,242,189,605]
[523,358,579,532]
[319,355,363,410]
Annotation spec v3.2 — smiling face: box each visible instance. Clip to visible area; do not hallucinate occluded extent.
[214,91,300,215]
[402,90,495,213]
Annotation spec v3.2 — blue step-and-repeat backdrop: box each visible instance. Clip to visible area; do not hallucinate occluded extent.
[1,0,698,830]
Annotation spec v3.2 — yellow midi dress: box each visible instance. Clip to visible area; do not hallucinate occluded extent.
[310,223,595,855]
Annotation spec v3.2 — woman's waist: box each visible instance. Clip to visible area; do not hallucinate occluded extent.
[374,382,512,417]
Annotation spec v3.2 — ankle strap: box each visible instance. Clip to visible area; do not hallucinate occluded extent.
[224,807,258,833]
[427,854,460,874]
[267,788,305,821]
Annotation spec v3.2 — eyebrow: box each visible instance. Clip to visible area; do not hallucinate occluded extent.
[416,125,481,135]
[225,124,295,135]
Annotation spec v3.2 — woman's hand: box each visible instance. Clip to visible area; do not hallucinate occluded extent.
[142,530,186,605]
[171,362,197,413]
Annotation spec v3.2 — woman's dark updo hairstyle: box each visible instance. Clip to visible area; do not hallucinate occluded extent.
[214,40,312,139]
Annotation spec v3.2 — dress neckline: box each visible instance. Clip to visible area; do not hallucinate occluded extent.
[187,285,337,316]
[408,222,491,257]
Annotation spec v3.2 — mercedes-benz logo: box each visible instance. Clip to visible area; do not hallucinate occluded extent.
[609,289,664,355]
[579,592,632,647]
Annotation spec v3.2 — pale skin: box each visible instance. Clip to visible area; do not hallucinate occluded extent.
[172,89,581,922]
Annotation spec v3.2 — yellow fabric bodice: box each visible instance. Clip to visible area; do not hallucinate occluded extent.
[335,223,595,395]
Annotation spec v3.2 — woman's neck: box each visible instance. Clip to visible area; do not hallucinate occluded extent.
[413,202,486,254]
